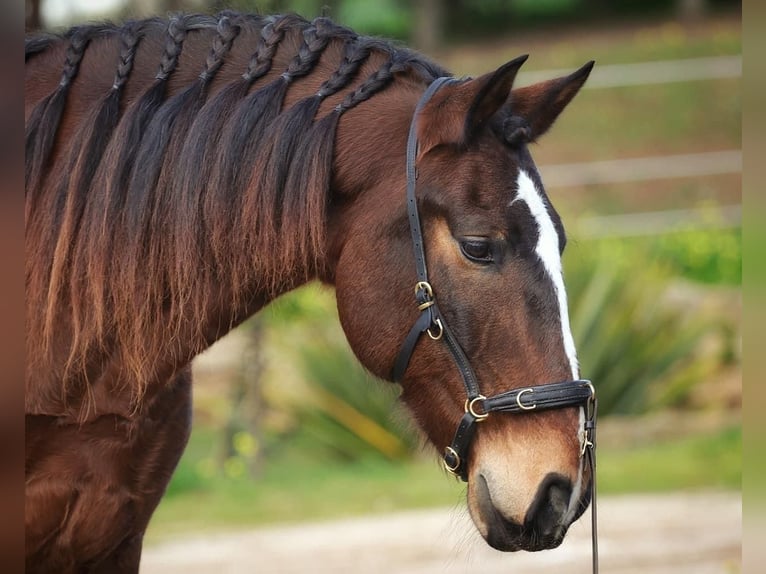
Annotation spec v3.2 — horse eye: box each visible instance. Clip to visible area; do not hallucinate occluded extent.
[460,239,493,264]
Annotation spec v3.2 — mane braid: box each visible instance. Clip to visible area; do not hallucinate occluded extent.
[172,14,295,292]
[74,15,206,388]
[25,27,90,210]
[253,32,371,279]
[211,16,313,205]
[223,18,335,294]
[202,14,307,290]
[44,21,147,372]
[115,14,242,388]
[25,35,57,60]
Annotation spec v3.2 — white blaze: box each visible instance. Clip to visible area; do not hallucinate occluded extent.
[511,169,579,379]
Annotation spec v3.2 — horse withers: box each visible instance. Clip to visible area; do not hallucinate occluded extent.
[25,12,595,573]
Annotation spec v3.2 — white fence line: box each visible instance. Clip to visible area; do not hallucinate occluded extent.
[517,55,741,89]
[521,57,743,237]
[540,150,741,188]
[574,204,741,239]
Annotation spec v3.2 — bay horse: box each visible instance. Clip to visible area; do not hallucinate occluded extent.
[25,11,596,573]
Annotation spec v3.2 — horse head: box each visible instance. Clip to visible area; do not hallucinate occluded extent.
[330,56,594,552]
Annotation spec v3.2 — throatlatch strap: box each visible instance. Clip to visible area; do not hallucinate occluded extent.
[391,311,433,382]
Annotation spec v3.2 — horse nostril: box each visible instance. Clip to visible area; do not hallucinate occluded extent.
[524,474,572,538]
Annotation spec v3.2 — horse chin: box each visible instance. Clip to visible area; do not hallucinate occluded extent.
[466,473,578,552]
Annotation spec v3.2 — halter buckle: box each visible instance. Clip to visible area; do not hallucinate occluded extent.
[464,395,489,421]
[414,281,434,299]
[443,446,461,475]
[581,381,597,457]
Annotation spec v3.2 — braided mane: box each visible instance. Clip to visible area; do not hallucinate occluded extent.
[25,12,448,412]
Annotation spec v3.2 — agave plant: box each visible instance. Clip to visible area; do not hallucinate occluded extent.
[565,240,732,415]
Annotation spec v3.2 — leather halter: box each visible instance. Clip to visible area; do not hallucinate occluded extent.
[392,76,599,573]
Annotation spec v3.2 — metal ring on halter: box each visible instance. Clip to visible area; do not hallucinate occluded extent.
[581,434,594,457]
[443,446,461,474]
[427,318,443,340]
[515,388,537,411]
[416,281,436,311]
[465,395,489,421]
[414,281,434,298]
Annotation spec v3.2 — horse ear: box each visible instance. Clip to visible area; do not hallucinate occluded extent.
[508,60,595,141]
[417,54,528,158]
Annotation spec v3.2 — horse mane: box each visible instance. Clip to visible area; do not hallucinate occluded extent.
[25,11,449,412]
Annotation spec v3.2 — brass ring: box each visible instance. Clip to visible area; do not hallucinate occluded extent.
[584,381,596,400]
[515,388,536,411]
[414,281,434,299]
[427,318,443,340]
[444,446,461,473]
[417,300,435,311]
[466,395,489,421]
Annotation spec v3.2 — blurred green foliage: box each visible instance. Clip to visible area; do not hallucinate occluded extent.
[209,0,740,43]
[566,231,739,414]
[647,227,741,285]
[258,285,418,464]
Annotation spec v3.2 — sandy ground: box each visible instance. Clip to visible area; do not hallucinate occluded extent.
[141,490,740,574]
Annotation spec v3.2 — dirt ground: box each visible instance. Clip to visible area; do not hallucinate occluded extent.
[141,490,740,574]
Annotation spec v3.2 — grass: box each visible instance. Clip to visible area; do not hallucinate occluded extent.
[599,424,741,492]
[145,421,741,543]
[439,16,742,165]
[442,16,741,73]
[530,78,741,165]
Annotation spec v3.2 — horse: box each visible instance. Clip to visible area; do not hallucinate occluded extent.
[25,11,596,573]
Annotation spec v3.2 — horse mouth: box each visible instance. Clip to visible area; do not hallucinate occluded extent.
[470,474,574,552]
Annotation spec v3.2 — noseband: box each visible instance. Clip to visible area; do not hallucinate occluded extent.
[392,76,599,573]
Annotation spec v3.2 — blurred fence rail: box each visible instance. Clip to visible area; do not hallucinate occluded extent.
[541,150,741,187]
[518,55,741,89]
[575,204,741,239]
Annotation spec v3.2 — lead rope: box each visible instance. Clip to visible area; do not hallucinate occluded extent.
[584,390,599,574]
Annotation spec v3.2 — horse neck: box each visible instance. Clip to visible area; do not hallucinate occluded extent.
[322,87,421,281]
[25,20,431,420]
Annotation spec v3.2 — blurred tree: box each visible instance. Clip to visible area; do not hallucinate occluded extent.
[413,0,444,51]
[26,0,42,30]
[220,317,267,477]
[677,0,709,20]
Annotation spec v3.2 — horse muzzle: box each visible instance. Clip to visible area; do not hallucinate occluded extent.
[469,472,591,552]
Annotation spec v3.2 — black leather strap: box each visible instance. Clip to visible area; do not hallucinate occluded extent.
[434,304,481,398]
[443,411,479,481]
[405,76,459,284]
[391,310,433,381]
[484,380,594,413]
[585,397,598,574]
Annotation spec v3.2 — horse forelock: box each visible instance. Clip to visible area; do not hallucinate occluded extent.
[25,11,447,414]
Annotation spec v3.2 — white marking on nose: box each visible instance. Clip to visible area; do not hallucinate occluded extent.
[511,169,579,379]
[512,169,585,520]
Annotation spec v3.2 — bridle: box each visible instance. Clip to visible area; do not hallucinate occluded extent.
[391,76,599,573]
